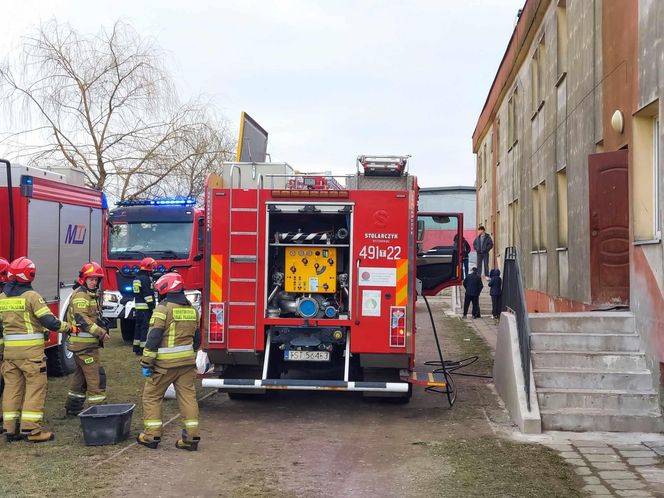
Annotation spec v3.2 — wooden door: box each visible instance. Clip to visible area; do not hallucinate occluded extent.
[588,149,629,305]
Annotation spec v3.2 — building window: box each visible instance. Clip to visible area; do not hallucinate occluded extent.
[508,89,518,148]
[655,117,661,239]
[633,101,660,241]
[556,1,568,79]
[531,35,546,114]
[532,182,547,251]
[557,169,568,248]
[508,199,519,248]
[496,210,501,259]
[483,143,488,183]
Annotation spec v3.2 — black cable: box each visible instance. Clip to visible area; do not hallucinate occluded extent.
[421,294,494,407]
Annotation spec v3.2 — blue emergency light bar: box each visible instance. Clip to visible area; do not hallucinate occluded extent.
[115,197,196,207]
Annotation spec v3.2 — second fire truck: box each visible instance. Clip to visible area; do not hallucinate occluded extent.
[201,156,463,401]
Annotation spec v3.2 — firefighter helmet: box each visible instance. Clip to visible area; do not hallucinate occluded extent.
[78,261,104,285]
[0,257,10,283]
[8,257,37,283]
[140,257,156,272]
[154,272,184,295]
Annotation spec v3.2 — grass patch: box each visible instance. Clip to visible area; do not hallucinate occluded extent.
[0,332,184,497]
[438,314,494,375]
[418,437,584,498]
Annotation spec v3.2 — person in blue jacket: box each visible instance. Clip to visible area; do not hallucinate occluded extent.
[488,268,502,319]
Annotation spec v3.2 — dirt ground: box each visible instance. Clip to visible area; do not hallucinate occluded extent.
[102,298,581,498]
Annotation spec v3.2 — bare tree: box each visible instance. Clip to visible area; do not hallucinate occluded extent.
[0,19,234,199]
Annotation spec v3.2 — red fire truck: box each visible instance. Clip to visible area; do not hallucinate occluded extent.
[102,198,205,342]
[0,159,105,377]
[201,156,463,401]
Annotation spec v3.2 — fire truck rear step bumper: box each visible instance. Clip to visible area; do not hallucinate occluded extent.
[201,378,410,393]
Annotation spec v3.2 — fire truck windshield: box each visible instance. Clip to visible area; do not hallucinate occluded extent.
[108,222,193,260]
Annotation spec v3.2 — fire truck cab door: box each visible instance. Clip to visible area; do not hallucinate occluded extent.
[416,213,463,295]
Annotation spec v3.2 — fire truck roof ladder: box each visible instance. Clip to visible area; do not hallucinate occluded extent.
[227,164,259,352]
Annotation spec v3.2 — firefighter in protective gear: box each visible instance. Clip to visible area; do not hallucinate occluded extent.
[0,256,10,431]
[64,262,110,416]
[0,257,72,442]
[138,272,201,451]
[133,257,156,355]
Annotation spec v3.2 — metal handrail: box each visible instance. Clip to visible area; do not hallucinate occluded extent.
[502,246,532,411]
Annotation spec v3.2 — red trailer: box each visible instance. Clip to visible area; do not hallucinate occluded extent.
[0,159,105,376]
[201,156,463,401]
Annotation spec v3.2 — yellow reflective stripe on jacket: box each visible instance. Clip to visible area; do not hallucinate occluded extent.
[152,311,167,321]
[167,322,176,348]
[24,312,34,333]
[135,303,149,310]
[34,306,51,318]
[143,350,157,358]
[4,333,44,347]
[156,344,195,360]
[0,298,26,311]
[0,338,4,346]
[145,295,154,303]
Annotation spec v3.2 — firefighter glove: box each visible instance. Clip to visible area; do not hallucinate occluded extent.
[142,367,153,378]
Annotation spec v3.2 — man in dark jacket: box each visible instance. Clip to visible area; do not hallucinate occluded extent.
[473,226,494,278]
[488,269,503,319]
[462,267,483,319]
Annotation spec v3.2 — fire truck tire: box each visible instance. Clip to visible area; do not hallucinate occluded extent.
[46,343,76,377]
[120,319,135,344]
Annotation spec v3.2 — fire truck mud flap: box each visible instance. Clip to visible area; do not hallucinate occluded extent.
[201,378,410,393]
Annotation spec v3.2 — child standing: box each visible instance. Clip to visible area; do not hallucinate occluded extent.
[488,269,502,319]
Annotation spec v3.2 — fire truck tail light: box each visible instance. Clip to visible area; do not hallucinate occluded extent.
[389,306,406,348]
[208,303,225,343]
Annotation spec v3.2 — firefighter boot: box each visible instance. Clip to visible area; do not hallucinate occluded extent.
[175,437,200,452]
[137,432,160,449]
[5,429,26,442]
[22,430,55,443]
[65,392,86,416]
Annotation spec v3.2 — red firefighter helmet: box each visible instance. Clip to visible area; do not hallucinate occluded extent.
[9,257,37,283]
[0,257,10,283]
[140,257,156,272]
[154,272,184,295]
[78,261,104,285]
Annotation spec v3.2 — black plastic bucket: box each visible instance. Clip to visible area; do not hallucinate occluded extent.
[78,403,135,446]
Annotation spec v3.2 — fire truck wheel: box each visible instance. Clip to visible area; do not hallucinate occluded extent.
[46,342,76,377]
[120,319,135,344]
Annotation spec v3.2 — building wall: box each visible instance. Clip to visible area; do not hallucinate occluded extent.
[633,0,664,389]
[473,0,664,389]
[474,0,602,309]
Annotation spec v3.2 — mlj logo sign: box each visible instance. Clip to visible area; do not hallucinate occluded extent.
[64,224,87,245]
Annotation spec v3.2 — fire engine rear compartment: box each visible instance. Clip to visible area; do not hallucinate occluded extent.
[204,186,416,398]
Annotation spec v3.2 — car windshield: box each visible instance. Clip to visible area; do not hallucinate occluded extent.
[108,222,193,259]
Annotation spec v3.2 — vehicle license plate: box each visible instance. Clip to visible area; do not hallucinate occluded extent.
[284,350,330,361]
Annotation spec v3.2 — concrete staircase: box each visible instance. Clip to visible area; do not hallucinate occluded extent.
[529,312,663,432]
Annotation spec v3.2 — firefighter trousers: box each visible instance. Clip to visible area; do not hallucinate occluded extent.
[133,309,151,353]
[142,365,199,441]
[1,357,48,434]
[65,350,107,414]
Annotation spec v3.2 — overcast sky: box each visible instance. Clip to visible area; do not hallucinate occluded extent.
[0,0,524,188]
